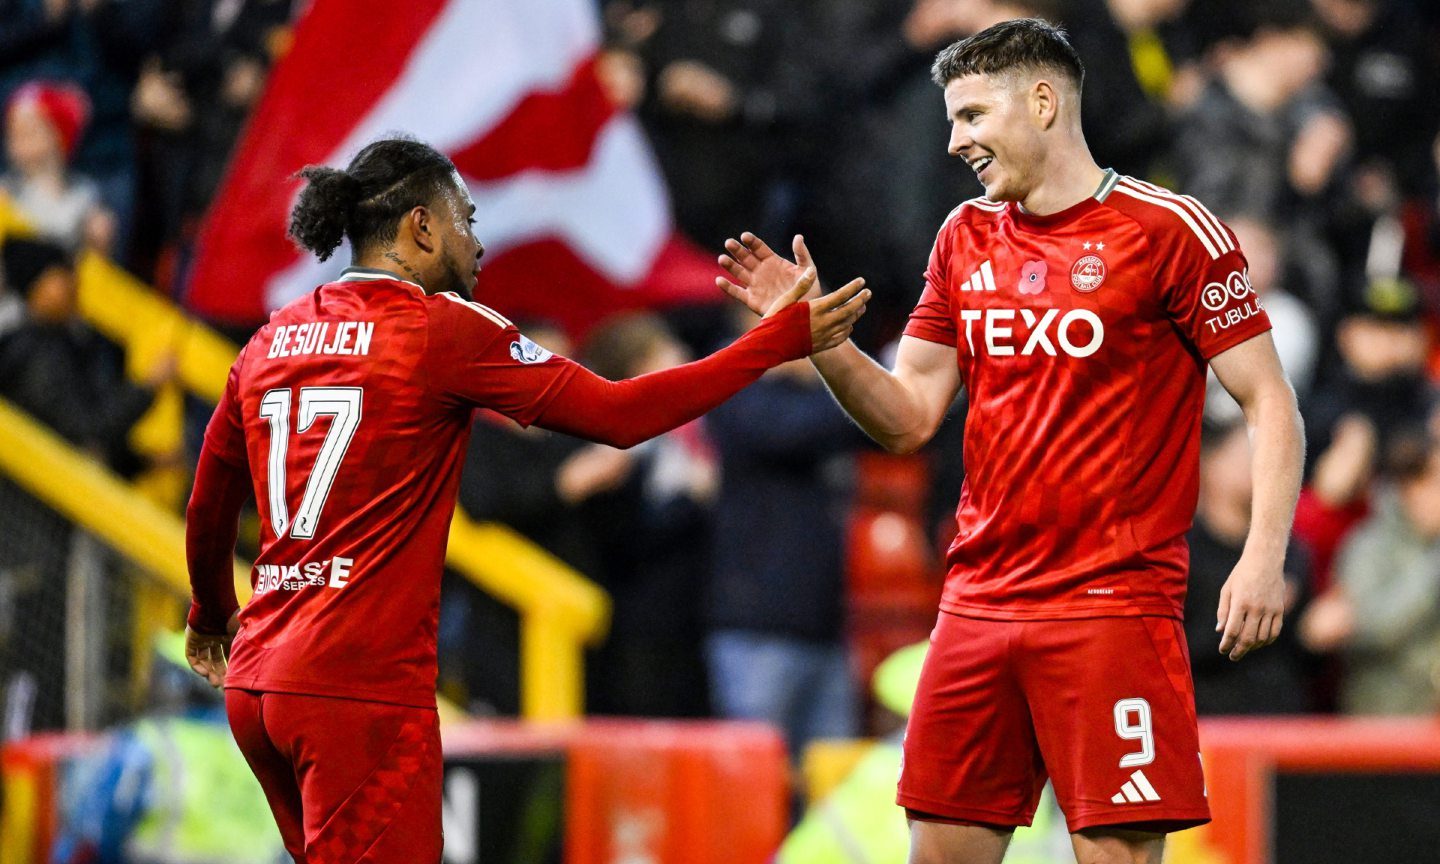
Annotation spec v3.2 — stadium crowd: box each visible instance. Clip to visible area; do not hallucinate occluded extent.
[1,0,1439,748]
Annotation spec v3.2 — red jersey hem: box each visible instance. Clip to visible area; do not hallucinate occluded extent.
[939,599,1183,621]
[1199,318,1271,361]
[896,792,1036,829]
[901,324,957,348]
[222,674,435,709]
[1065,806,1211,834]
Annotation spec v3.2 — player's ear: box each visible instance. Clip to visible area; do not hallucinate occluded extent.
[408,206,437,254]
[1032,79,1059,130]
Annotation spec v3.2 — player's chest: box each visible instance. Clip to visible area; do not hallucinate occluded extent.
[944,225,1156,367]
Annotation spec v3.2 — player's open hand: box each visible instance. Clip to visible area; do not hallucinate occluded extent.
[185,611,239,688]
[1216,557,1285,662]
[717,232,824,316]
[801,271,869,353]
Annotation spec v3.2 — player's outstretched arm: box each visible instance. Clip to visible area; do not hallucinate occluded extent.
[184,444,250,687]
[534,270,869,449]
[1210,332,1305,662]
[718,232,960,454]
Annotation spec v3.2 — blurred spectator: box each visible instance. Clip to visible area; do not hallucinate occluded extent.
[1306,277,1433,485]
[580,313,716,718]
[0,0,169,259]
[1063,0,1193,178]
[2,80,115,252]
[444,323,595,716]
[0,236,170,733]
[1184,417,1313,714]
[1293,415,1376,593]
[1300,434,1440,715]
[458,322,601,575]
[1205,215,1320,420]
[622,0,839,250]
[705,321,862,757]
[0,236,171,471]
[802,0,1060,348]
[1232,215,1320,393]
[1295,277,1433,602]
[1173,0,1350,313]
[129,0,291,289]
[1313,0,1438,201]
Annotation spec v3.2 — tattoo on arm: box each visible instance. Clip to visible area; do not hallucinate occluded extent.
[383,251,425,286]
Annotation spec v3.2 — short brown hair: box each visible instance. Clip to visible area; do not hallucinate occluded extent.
[931,18,1084,91]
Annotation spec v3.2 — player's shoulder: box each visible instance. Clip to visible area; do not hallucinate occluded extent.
[944,196,1007,228]
[424,291,514,332]
[1101,174,1236,261]
[932,197,1006,252]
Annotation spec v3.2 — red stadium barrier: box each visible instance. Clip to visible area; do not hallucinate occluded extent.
[0,733,100,863]
[1197,716,1440,864]
[442,718,788,863]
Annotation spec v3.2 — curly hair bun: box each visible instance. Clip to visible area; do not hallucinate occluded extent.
[288,166,364,262]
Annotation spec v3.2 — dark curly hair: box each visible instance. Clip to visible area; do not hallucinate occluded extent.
[288,136,458,262]
[931,18,1084,91]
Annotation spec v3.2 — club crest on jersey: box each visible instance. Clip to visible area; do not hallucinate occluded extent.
[510,335,553,365]
[1070,255,1106,293]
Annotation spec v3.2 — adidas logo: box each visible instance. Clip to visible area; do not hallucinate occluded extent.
[1110,769,1162,804]
[960,260,998,292]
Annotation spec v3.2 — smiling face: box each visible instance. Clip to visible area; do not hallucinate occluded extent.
[944,72,1051,202]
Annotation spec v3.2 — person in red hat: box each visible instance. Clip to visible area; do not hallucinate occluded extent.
[2,80,116,254]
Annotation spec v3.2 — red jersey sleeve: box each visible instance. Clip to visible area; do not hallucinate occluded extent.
[903,213,959,347]
[423,293,579,425]
[203,346,249,466]
[187,348,252,635]
[1153,212,1271,359]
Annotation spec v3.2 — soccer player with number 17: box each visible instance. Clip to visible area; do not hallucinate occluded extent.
[717,19,1303,864]
[182,137,869,862]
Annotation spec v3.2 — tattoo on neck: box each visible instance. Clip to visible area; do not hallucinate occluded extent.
[383,251,425,285]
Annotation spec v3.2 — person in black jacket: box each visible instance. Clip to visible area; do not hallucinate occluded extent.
[705,342,864,757]
[1184,417,1314,714]
[0,237,166,468]
[0,236,168,733]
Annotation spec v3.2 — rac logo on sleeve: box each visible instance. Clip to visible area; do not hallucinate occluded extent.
[1201,269,1264,334]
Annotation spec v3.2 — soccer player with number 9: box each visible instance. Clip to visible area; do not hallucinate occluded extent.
[182,136,870,862]
[715,19,1304,864]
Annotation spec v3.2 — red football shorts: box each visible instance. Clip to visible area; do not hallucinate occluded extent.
[898,612,1210,834]
[226,689,443,863]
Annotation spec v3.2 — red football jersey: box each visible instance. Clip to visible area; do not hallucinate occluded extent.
[905,171,1271,620]
[204,268,577,707]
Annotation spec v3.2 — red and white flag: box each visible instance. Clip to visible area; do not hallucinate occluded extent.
[188,0,720,335]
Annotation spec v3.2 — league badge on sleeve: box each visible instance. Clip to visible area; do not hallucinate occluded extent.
[1070,255,1106,293]
[510,335,554,364]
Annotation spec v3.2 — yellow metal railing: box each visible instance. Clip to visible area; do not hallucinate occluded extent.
[0,197,610,719]
[0,398,252,599]
[447,516,610,718]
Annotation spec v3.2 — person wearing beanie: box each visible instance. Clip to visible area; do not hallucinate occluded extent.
[2,80,116,253]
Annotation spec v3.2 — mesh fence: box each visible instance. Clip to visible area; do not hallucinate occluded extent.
[0,476,148,738]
